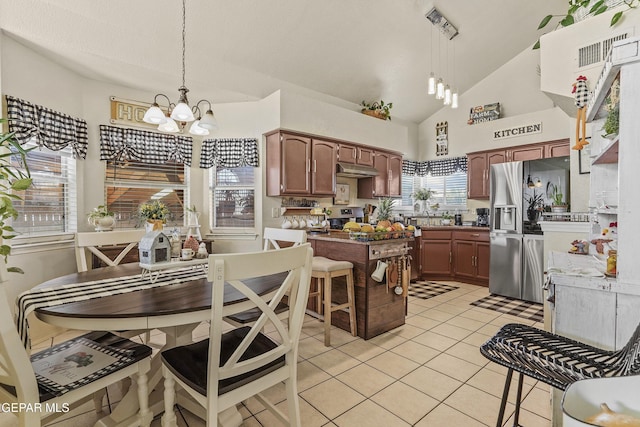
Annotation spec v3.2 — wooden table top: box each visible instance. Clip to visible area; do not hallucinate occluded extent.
[34,263,285,321]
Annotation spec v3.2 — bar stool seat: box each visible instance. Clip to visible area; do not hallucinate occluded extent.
[311,256,357,346]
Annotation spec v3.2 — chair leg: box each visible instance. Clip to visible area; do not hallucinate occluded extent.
[161,368,177,427]
[285,373,302,426]
[496,368,513,427]
[346,269,356,337]
[323,272,332,347]
[136,371,152,427]
[512,373,525,427]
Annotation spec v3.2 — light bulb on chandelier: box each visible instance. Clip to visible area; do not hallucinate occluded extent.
[142,0,218,135]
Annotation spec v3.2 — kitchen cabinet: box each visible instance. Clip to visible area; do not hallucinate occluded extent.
[467,150,506,199]
[266,131,335,196]
[421,230,452,279]
[509,145,544,161]
[357,151,402,198]
[466,139,569,200]
[453,230,490,286]
[338,144,374,166]
[419,227,489,286]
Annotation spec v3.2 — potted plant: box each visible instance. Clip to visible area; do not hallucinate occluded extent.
[534,0,637,49]
[87,205,116,231]
[139,200,171,231]
[360,100,393,121]
[550,185,569,213]
[0,119,33,274]
[602,79,620,138]
[441,211,453,226]
[524,190,545,222]
[411,188,435,214]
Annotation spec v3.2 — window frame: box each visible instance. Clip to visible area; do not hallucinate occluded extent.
[208,166,256,232]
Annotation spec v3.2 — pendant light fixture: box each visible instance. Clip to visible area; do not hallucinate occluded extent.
[451,39,459,109]
[142,0,218,135]
[443,39,451,105]
[425,7,459,107]
[427,26,436,95]
[435,32,445,100]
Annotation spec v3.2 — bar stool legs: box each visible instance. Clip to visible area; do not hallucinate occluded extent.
[311,257,357,346]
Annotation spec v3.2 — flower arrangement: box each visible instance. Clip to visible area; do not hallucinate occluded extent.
[524,189,545,211]
[139,200,170,222]
[411,188,435,201]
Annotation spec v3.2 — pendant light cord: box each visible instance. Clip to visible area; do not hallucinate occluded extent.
[181,0,186,88]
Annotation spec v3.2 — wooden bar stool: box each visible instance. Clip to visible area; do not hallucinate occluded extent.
[311,256,357,346]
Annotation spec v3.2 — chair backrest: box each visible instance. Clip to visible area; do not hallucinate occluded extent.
[75,229,146,272]
[206,244,313,402]
[0,286,42,417]
[262,227,307,251]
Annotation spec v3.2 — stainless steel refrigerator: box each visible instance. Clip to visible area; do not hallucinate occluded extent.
[489,161,544,303]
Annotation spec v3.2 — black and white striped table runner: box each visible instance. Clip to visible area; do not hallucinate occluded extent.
[16,267,207,350]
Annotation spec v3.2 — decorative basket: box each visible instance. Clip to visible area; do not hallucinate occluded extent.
[349,230,413,241]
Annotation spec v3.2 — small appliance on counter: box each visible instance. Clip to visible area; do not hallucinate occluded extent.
[327,207,364,230]
[476,208,490,227]
[454,213,463,226]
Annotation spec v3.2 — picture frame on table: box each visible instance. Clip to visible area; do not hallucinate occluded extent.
[334,184,350,205]
[579,145,591,174]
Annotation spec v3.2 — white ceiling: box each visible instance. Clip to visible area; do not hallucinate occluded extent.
[0,0,566,123]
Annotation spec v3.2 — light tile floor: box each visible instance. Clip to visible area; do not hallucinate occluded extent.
[35,281,552,426]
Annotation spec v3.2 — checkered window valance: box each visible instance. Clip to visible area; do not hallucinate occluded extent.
[5,95,88,159]
[199,138,259,169]
[402,156,467,177]
[99,125,193,166]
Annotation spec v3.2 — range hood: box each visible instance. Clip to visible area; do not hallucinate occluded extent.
[336,162,379,178]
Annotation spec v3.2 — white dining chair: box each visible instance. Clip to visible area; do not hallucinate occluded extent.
[223,227,310,326]
[0,286,153,427]
[161,244,313,427]
[75,229,146,272]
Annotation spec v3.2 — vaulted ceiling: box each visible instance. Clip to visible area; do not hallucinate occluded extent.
[0,0,566,123]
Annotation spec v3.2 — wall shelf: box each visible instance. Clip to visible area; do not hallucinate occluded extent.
[592,138,619,165]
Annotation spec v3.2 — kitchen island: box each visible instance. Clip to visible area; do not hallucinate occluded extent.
[307,231,412,339]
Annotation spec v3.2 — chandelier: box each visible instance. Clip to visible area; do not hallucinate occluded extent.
[143,0,218,135]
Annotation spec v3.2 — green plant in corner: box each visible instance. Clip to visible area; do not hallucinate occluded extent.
[0,119,33,273]
[601,78,620,138]
[360,100,393,121]
[533,0,639,49]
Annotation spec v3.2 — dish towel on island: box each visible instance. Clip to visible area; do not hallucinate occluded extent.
[16,267,207,350]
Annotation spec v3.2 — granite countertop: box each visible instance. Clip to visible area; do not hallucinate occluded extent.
[419,225,490,232]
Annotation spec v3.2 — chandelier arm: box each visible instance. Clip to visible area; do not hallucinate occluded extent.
[191,105,203,119]
[193,99,212,111]
[153,93,173,107]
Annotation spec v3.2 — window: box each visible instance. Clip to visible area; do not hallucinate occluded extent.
[105,160,189,228]
[209,166,255,229]
[401,172,467,209]
[11,143,77,236]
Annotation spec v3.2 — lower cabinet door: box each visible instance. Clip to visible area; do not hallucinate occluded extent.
[421,239,452,276]
[453,240,475,280]
[475,242,491,285]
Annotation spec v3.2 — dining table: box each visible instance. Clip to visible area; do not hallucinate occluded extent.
[28,262,285,427]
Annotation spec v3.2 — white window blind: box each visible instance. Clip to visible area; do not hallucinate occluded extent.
[402,172,467,208]
[209,166,255,229]
[11,143,77,235]
[105,160,189,228]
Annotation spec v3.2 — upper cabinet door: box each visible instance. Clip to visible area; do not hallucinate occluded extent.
[337,144,357,164]
[467,153,488,199]
[544,139,570,158]
[357,147,375,166]
[388,154,402,197]
[311,139,337,195]
[281,134,311,194]
[509,145,544,162]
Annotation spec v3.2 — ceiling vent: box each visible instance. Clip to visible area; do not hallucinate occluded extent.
[578,33,629,68]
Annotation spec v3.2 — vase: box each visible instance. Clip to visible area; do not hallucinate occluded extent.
[89,216,115,231]
[146,220,164,233]
[527,208,540,222]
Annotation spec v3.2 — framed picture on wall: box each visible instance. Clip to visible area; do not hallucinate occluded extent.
[334,184,350,205]
[579,145,591,174]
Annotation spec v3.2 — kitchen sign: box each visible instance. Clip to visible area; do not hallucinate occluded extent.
[467,102,500,125]
[493,122,542,140]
